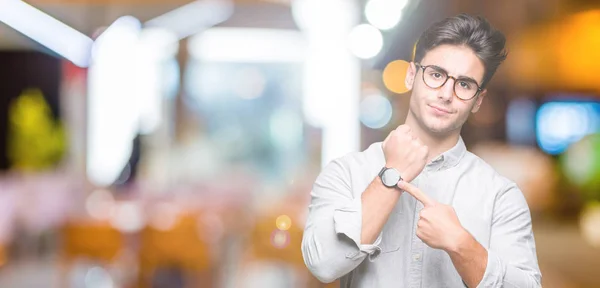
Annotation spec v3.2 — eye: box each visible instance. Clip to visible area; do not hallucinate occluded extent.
[458,81,472,89]
[430,72,443,79]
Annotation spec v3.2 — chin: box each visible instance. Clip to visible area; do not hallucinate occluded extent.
[426,126,453,135]
[423,119,458,135]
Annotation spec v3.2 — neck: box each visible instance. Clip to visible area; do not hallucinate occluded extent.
[404,112,461,163]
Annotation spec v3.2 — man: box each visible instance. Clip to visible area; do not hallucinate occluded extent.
[301,14,541,288]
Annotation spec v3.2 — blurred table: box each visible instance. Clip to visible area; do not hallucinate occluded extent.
[533,216,600,288]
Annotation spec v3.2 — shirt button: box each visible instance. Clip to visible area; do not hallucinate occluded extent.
[413,253,421,261]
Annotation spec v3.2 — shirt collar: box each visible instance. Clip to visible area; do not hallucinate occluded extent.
[426,136,467,171]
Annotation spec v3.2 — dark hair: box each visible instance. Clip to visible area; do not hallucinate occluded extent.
[413,14,507,88]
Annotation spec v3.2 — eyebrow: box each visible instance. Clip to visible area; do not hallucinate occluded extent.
[427,64,480,85]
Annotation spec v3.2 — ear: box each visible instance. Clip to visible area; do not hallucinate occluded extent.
[471,89,486,113]
[405,62,417,91]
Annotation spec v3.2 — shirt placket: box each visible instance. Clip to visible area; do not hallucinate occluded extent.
[408,171,428,288]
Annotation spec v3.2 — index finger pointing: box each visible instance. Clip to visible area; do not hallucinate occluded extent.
[397,180,436,207]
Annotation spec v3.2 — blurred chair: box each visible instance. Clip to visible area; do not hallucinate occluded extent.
[0,243,6,268]
[238,209,339,288]
[59,221,124,287]
[137,212,216,288]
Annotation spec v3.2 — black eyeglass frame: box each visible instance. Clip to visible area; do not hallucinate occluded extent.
[414,63,483,101]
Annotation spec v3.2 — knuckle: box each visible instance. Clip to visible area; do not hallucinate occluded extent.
[386,133,394,142]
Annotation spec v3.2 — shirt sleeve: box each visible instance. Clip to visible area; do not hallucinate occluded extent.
[333,196,383,259]
[302,158,383,283]
[476,182,542,288]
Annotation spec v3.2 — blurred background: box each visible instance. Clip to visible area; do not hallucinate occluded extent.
[0,0,599,287]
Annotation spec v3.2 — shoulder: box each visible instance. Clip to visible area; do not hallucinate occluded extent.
[462,151,515,189]
[462,151,529,209]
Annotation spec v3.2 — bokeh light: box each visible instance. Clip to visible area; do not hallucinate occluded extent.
[382,60,410,94]
[109,201,144,233]
[291,0,358,33]
[148,202,180,231]
[85,189,115,221]
[536,101,600,155]
[561,134,600,199]
[270,229,290,249]
[580,202,600,248]
[84,266,114,288]
[348,24,383,59]
[364,0,407,30]
[275,215,292,231]
[360,93,393,129]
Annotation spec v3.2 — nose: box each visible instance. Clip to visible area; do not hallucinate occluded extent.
[437,76,455,102]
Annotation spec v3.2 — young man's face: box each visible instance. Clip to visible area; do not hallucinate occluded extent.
[405,44,486,136]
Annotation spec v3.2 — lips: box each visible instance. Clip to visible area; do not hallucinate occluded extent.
[428,104,452,114]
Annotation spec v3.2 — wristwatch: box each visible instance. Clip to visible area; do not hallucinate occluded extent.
[378,167,402,188]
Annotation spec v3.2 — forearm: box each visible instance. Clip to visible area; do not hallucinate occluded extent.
[446,231,487,288]
[361,176,402,244]
[302,218,377,283]
[303,165,387,283]
[303,177,399,281]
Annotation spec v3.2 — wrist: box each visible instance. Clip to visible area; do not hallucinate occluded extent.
[385,162,400,169]
[375,176,397,189]
[384,163,405,177]
[446,227,471,254]
[379,166,403,187]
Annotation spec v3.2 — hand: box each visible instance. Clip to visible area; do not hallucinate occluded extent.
[397,180,469,252]
[382,125,429,183]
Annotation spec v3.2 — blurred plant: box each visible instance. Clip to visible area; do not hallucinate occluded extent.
[560,134,600,249]
[560,133,600,201]
[7,88,67,171]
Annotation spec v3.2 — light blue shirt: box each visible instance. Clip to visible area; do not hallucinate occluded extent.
[301,138,541,287]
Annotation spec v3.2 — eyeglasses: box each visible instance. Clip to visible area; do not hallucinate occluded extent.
[415,63,482,100]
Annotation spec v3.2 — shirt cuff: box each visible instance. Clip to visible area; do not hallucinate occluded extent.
[476,249,503,288]
[333,197,383,261]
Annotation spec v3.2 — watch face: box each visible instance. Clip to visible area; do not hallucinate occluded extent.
[382,168,400,187]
